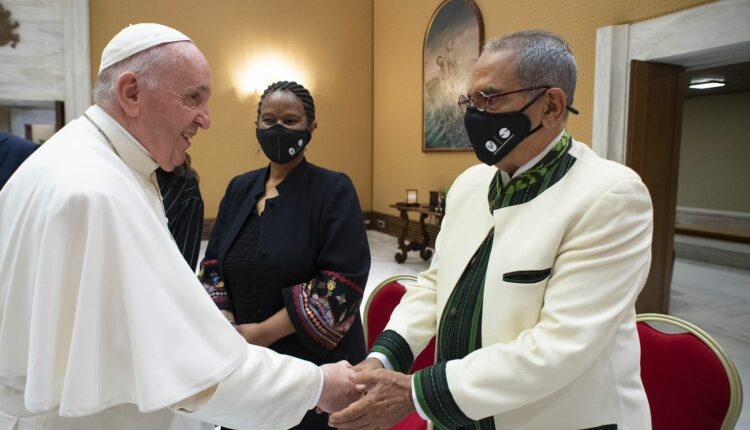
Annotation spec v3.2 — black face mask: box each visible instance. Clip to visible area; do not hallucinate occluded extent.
[463,91,546,166]
[256,124,312,164]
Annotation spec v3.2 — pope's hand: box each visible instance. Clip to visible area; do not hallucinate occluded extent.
[317,361,359,413]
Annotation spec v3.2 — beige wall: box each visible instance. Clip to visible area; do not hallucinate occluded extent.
[90,0,373,216]
[678,91,750,213]
[372,0,711,215]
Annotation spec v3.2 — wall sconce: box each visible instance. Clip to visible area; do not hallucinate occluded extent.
[236,54,310,97]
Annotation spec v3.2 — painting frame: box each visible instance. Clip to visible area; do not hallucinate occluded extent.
[422,0,484,152]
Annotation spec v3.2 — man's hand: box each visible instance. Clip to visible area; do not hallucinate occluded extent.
[328,369,415,429]
[352,357,384,374]
[317,361,359,413]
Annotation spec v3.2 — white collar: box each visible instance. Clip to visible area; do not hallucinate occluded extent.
[84,105,159,178]
[499,129,566,186]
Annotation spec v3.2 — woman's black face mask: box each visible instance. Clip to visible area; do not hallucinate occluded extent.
[256,124,311,164]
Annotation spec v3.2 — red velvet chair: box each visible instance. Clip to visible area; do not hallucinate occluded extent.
[363,275,436,430]
[637,313,743,430]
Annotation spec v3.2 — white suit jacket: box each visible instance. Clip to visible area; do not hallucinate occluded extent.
[383,140,653,429]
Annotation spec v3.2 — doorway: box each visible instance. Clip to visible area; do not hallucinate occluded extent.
[593,0,750,313]
[595,3,750,427]
[0,100,64,143]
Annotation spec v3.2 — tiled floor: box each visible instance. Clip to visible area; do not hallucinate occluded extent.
[362,231,750,428]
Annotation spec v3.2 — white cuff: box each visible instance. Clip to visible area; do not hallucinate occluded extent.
[311,366,324,409]
[366,352,393,371]
[411,375,429,420]
[171,345,320,429]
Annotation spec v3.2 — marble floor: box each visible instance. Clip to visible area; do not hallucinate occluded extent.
[362,231,750,428]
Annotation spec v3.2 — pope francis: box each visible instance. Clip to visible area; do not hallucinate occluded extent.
[0,23,357,430]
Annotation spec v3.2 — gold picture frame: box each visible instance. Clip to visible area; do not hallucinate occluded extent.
[422,0,484,152]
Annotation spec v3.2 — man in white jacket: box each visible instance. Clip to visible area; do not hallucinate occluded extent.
[331,30,653,430]
[0,23,356,430]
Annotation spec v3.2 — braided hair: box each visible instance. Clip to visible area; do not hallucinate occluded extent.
[256,81,315,125]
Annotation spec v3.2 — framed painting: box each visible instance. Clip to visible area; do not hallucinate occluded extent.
[423,0,483,152]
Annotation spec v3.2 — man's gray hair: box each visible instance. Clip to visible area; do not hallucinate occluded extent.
[92,44,175,107]
[483,30,577,106]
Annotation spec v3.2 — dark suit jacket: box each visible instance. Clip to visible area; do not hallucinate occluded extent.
[0,132,38,190]
[203,158,370,365]
[156,168,204,271]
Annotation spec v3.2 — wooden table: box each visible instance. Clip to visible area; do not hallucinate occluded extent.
[389,204,444,263]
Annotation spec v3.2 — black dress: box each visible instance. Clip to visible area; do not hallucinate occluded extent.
[200,159,370,429]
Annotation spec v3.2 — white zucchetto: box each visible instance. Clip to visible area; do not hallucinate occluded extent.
[98,23,191,74]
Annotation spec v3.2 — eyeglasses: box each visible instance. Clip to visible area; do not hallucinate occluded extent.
[457,86,550,112]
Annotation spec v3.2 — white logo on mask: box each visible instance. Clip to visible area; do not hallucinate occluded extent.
[499,128,511,139]
[298,139,304,147]
[485,141,497,152]
[289,147,296,155]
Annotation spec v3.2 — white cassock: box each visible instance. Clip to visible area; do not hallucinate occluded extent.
[0,105,323,430]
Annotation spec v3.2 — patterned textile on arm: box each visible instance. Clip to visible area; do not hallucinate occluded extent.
[284,270,364,358]
[199,258,235,321]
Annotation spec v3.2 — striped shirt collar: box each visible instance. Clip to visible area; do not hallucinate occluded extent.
[499,129,566,186]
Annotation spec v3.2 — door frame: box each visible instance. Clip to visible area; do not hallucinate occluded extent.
[592,0,750,162]
[626,61,686,313]
[63,0,91,123]
[0,1,90,124]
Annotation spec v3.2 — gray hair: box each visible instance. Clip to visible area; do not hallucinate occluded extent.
[483,30,577,106]
[92,44,176,107]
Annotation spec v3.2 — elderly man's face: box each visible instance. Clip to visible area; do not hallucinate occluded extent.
[140,42,211,171]
[467,49,529,113]
[465,48,549,170]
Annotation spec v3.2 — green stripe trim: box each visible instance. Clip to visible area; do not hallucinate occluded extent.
[495,130,575,210]
[414,363,474,429]
[437,231,493,362]
[371,329,414,373]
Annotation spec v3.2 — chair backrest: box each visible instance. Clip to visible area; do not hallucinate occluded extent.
[363,275,435,430]
[364,275,412,349]
[363,275,436,373]
[636,313,743,430]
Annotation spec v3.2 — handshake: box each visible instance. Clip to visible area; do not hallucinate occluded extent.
[316,358,416,429]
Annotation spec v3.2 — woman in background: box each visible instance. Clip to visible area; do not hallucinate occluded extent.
[199,81,370,429]
[156,153,204,271]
